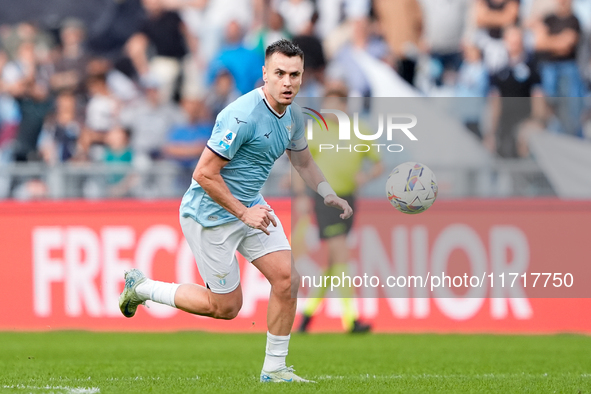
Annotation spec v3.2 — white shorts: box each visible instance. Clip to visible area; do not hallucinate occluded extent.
[180,211,291,294]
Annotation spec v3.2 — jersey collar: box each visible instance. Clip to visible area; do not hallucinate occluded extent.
[258,87,286,119]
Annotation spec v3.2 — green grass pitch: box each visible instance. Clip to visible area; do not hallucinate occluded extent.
[1,332,590,393]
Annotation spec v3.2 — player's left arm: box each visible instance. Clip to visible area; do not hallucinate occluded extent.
[287,147,353,220]
[287,103,352,219]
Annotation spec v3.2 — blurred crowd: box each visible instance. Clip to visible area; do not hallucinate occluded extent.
[0,0,590,199]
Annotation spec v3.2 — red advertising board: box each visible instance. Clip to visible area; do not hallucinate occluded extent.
[0,199,590,333]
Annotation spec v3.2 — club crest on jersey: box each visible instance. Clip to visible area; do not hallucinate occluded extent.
[219,130,236,150]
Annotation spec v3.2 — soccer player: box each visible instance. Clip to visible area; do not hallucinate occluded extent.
[118,39,352,383]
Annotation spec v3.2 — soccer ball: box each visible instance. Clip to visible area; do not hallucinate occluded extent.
[385,162,438,214]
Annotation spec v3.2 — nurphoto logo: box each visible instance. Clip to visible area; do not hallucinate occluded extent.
[303,107,418,153]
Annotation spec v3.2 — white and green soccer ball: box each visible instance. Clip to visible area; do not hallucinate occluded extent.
[386,162,438,214]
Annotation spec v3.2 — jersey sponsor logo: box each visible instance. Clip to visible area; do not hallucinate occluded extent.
[264,130,274,139]
[219,130,236,150]
[234,117,247,125]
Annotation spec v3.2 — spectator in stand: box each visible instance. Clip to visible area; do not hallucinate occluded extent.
[50,18,89,97]
[325,13,392,97]
[476,0,521,40]
[179,34,207,101]
[158,0,209,101]
[85,0,145,59]
[315,0,371,40]
[79,72,119,158]
[2,40,53,162]
[276,0,315,37]
[474,0,520,71]
[205,69,241,116]
[419,0,470,86]
[0,50,20,163]
[374,0,423,86]
[37,91,82,164]
[163,97,212,192]
[572,0,591,92]
[0,22,54,63]
[455,42,490,137]
[87,57,140,104]
[248,10,291,59]
[103,125,135,198]
[160,0,207,42]
[0,49,19,197]
[521,0,556,27]
[207,20,264,95]
[165,0,254,68]
[0,93,20,160]
[533,0,584,95]
[120,76,184,162]
[532,0,585,135]
[457,42,490,98]
[485,25,546,157]
[292,12,326,97]
[126,0,189,102]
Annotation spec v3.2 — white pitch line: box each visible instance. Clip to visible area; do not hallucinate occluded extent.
[2,385,100,393]
[315,373,591,380]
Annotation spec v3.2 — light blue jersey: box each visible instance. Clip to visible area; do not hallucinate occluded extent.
[180,87,307,227]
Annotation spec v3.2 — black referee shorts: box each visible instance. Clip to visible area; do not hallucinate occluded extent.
[313,193,355,240]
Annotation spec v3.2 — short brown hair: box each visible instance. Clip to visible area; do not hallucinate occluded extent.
[265,39,304,62]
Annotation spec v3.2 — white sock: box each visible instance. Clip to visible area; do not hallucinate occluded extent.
[263,331,290,372]
[136,279,180,308]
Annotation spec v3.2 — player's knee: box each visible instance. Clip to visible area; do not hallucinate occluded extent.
[212,301,242,320]
[216,307,240,320]
[272,270,296,299]
[214,306,241,320]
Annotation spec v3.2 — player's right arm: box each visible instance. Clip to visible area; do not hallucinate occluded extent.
[193,149,277,235]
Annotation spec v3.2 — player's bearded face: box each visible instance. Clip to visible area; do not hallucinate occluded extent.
[263,53,304,107]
